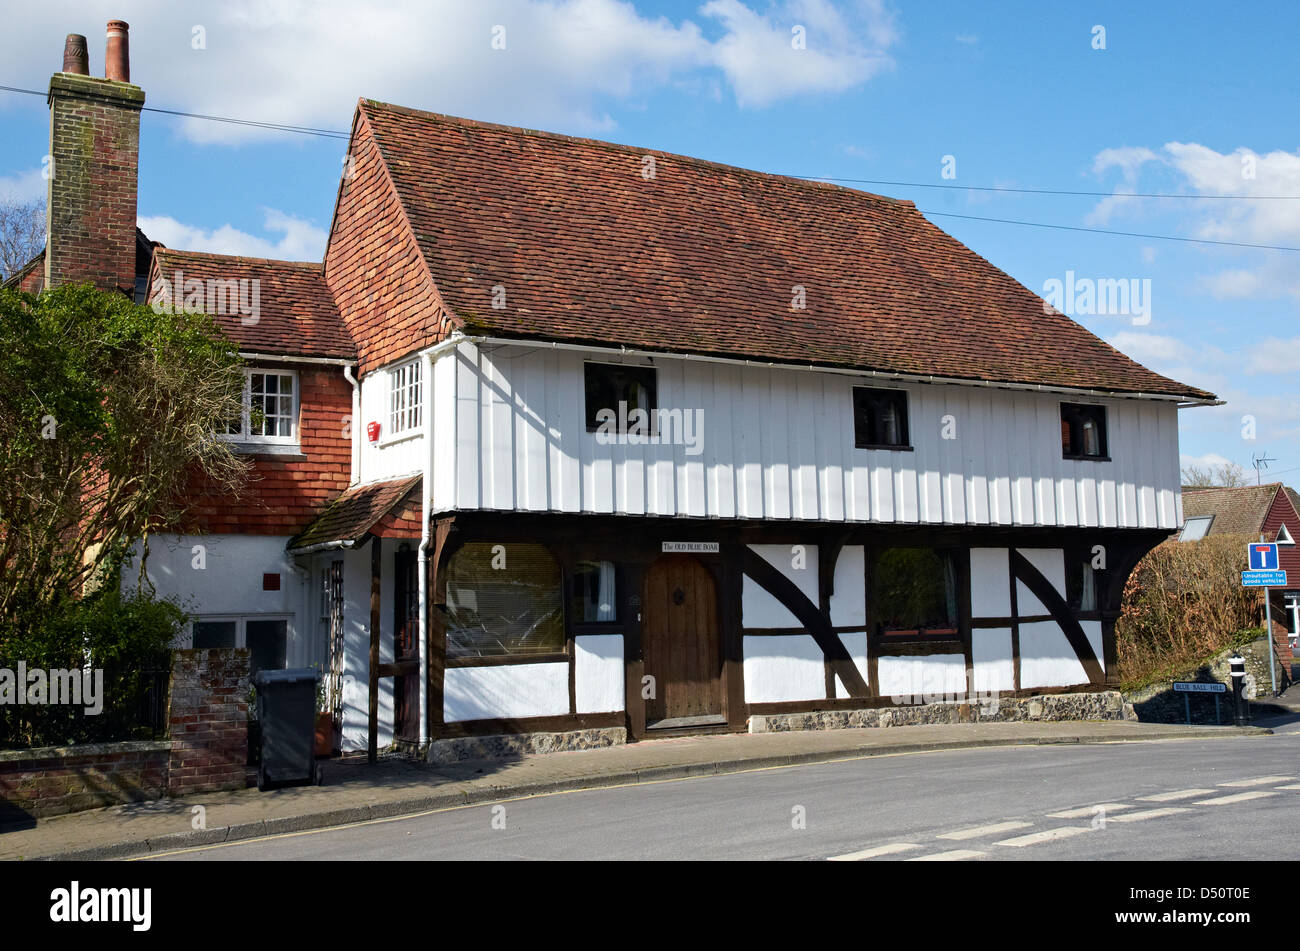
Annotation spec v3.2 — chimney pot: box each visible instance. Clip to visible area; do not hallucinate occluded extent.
[105,20,130,82]
[62,34,89,75]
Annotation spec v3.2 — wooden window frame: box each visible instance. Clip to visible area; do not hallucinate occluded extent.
[1060,402,1109,461]
[852,386,912,451]
[218,368,299,446]
[388,358,423,438]
[583,361,658,434]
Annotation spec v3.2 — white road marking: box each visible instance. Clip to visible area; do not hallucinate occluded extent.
[1137,788,1216,802]
[1046,803,1131,819]
[996,827,1091,847]
[1194,790,1280,805]
[827,842,920,861]
[1218,776,1294,787]
[937,820,1032,840]
[907,849,985,861]
[1274,783,1300,791]
[1105,807,1189,823]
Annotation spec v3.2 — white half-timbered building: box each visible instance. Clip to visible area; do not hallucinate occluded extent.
[271,100,1215,756]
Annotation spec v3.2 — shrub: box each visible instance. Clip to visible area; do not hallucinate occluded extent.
[0,585,184,749]
[1114,534,1261,686]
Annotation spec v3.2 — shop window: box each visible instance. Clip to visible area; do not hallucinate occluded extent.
[572,560,617,623]
[445,543,565,658]
[1061,403,1108,460]
[874,548,958,636]
[853,387,910,450]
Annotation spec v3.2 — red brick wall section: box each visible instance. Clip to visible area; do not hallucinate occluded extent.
[0,742,170,821]
[45,74,143,295]
[167,648,249,796]
[187,364,352,535]
[325,106,457,375]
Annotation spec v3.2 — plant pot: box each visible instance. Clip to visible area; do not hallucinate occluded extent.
[314,712,333,758]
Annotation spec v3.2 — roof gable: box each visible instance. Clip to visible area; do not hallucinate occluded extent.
[358,100,1212,400]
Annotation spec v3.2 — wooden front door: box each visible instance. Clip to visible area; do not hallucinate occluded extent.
[393,548,420,742]
[642,555,723,724]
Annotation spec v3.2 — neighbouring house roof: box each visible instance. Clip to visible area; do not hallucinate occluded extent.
[1181,483,1290,536]
[287,475,422,551]
[149,248,356,360]
[354,99,1214,401]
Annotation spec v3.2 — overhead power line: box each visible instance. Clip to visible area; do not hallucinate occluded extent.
[920,211,1300,253]
[790,175,1300,201]
[0,84,348,138]
[3,82,1298,251]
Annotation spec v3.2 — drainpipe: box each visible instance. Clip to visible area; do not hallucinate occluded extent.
[343,363,360,485]
[417,349,433,747]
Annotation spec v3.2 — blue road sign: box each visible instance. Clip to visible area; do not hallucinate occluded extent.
[1248,542,1280,571]
[1242,569,1287,587]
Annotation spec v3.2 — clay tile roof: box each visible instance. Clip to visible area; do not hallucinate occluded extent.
[359,100,1213,401]
[288,475,422,551]
[150,248,355,359]
[1180,483,1281,535]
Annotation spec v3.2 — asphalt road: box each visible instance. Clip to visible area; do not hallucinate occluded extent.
[151,715,1300,861]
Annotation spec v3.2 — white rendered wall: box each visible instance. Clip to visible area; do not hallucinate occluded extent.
[340,541,395,752]
[1018,619,1104,688]
[575,635,625,714]
[876,654,968,701]
[443,663,570,722]
[972,628,1015,693]
[742,544,819,628]
[356,360,426,486]
[132,534,316,667]
[431,341,1183,529]
[742,635,826,703]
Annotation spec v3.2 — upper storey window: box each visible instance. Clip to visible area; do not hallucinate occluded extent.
[853,386,910,450]
[1061,403,1108,460]
[221,369,297,445]
[389,358,423,436]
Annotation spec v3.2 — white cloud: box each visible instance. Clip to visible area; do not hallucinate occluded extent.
[139,208,327,260]
[1088,141,1300,297]
[1180,452,1235,470]
[6,0,898,144]
[1244,337,1300,375]
[0,167,46,204]
[1107,330,1197,366]
[701,0,896,107]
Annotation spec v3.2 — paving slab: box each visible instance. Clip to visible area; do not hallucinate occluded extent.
[0,720,1270,861]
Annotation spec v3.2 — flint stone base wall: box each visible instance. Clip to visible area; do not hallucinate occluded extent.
[427,727,627,765]
[749,691,1131,734]
[1125,636,1286,724]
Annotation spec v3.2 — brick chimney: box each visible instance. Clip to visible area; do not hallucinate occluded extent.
[45,20,145,295]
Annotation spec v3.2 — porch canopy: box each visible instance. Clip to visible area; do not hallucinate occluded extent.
[286,474,423,554]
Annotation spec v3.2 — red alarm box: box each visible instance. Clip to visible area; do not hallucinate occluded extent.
[366,421,381,442]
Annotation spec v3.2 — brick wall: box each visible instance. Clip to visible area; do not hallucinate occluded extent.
[186,365,353,534]
[167,648,249,795]
[0,741,170,821]
[45,73,143,294]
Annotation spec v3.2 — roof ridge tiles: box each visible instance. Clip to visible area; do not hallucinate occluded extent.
[358,98,914,207]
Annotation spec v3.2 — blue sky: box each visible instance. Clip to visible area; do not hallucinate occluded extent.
[2,0,1298,482]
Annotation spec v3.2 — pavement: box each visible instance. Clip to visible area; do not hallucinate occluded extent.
[0,718,1273,861]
